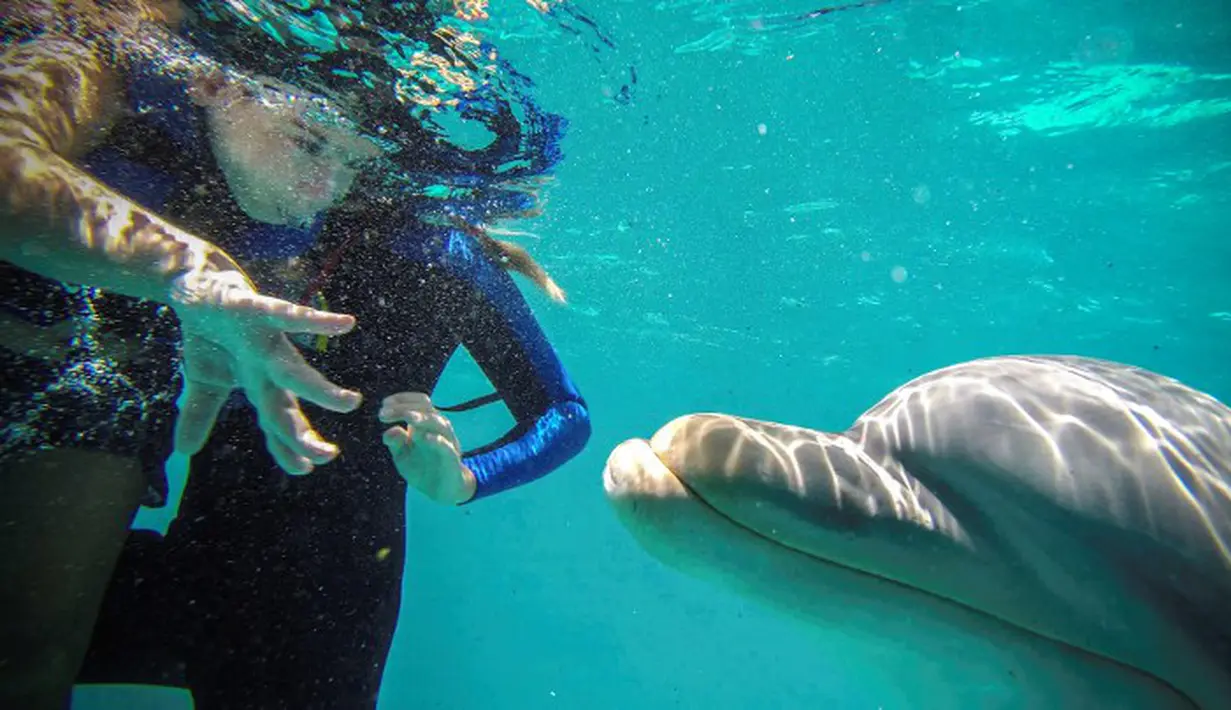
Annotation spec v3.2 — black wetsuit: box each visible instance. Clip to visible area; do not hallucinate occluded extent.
[73,55,591,709]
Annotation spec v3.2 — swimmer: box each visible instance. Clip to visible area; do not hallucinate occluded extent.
[35,3,592,709]
[0,3,373,706]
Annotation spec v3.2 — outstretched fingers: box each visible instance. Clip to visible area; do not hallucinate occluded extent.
[244,371,341,474]
[222,288,357,337]
[265,428,314,476]
[175,336,237,455]
[174,276,368,476]
[259,334,362,414]
[174,378,232,456]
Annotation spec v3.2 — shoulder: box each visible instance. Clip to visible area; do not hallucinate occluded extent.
[389,219,496,274]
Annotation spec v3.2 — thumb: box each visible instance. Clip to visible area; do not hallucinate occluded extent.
[383,425,412,451]
[174,379,231,455]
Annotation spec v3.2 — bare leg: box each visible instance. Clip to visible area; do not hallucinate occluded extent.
[0,448,146,709]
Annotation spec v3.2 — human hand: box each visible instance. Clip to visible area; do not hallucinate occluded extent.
[170,267,362,475]
[379,392,477,505]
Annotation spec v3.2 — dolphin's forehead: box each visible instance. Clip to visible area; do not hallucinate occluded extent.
[848,355,1231,575]
[857,355,1231,456]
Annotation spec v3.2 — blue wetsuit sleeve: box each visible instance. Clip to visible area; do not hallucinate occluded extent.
[428,229,591,503]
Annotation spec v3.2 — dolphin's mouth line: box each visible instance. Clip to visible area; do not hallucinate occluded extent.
[659,459,890,574]
[666,465,910,581]
[650,456,1201,709]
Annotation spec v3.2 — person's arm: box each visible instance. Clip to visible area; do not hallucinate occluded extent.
[434,227,591,503]
[0,32,362,474]
[0,34,254,303]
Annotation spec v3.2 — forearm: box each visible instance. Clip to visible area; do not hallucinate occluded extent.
[460,398,590,503]
[0,140,249,303]
[0,34,248,303]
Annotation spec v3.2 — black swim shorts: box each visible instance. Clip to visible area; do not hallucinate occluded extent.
[0,262,182,507]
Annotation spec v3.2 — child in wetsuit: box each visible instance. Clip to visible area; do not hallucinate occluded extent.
[76,18,591,710]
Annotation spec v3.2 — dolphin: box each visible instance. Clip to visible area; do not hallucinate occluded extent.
[603,355,1231,709]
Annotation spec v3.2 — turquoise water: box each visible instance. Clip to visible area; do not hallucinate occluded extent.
[74,1,1230,708]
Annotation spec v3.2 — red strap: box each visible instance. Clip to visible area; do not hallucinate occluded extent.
[297,228,365,305]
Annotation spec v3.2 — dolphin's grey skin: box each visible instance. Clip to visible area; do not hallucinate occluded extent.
[603,355,1231,709]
